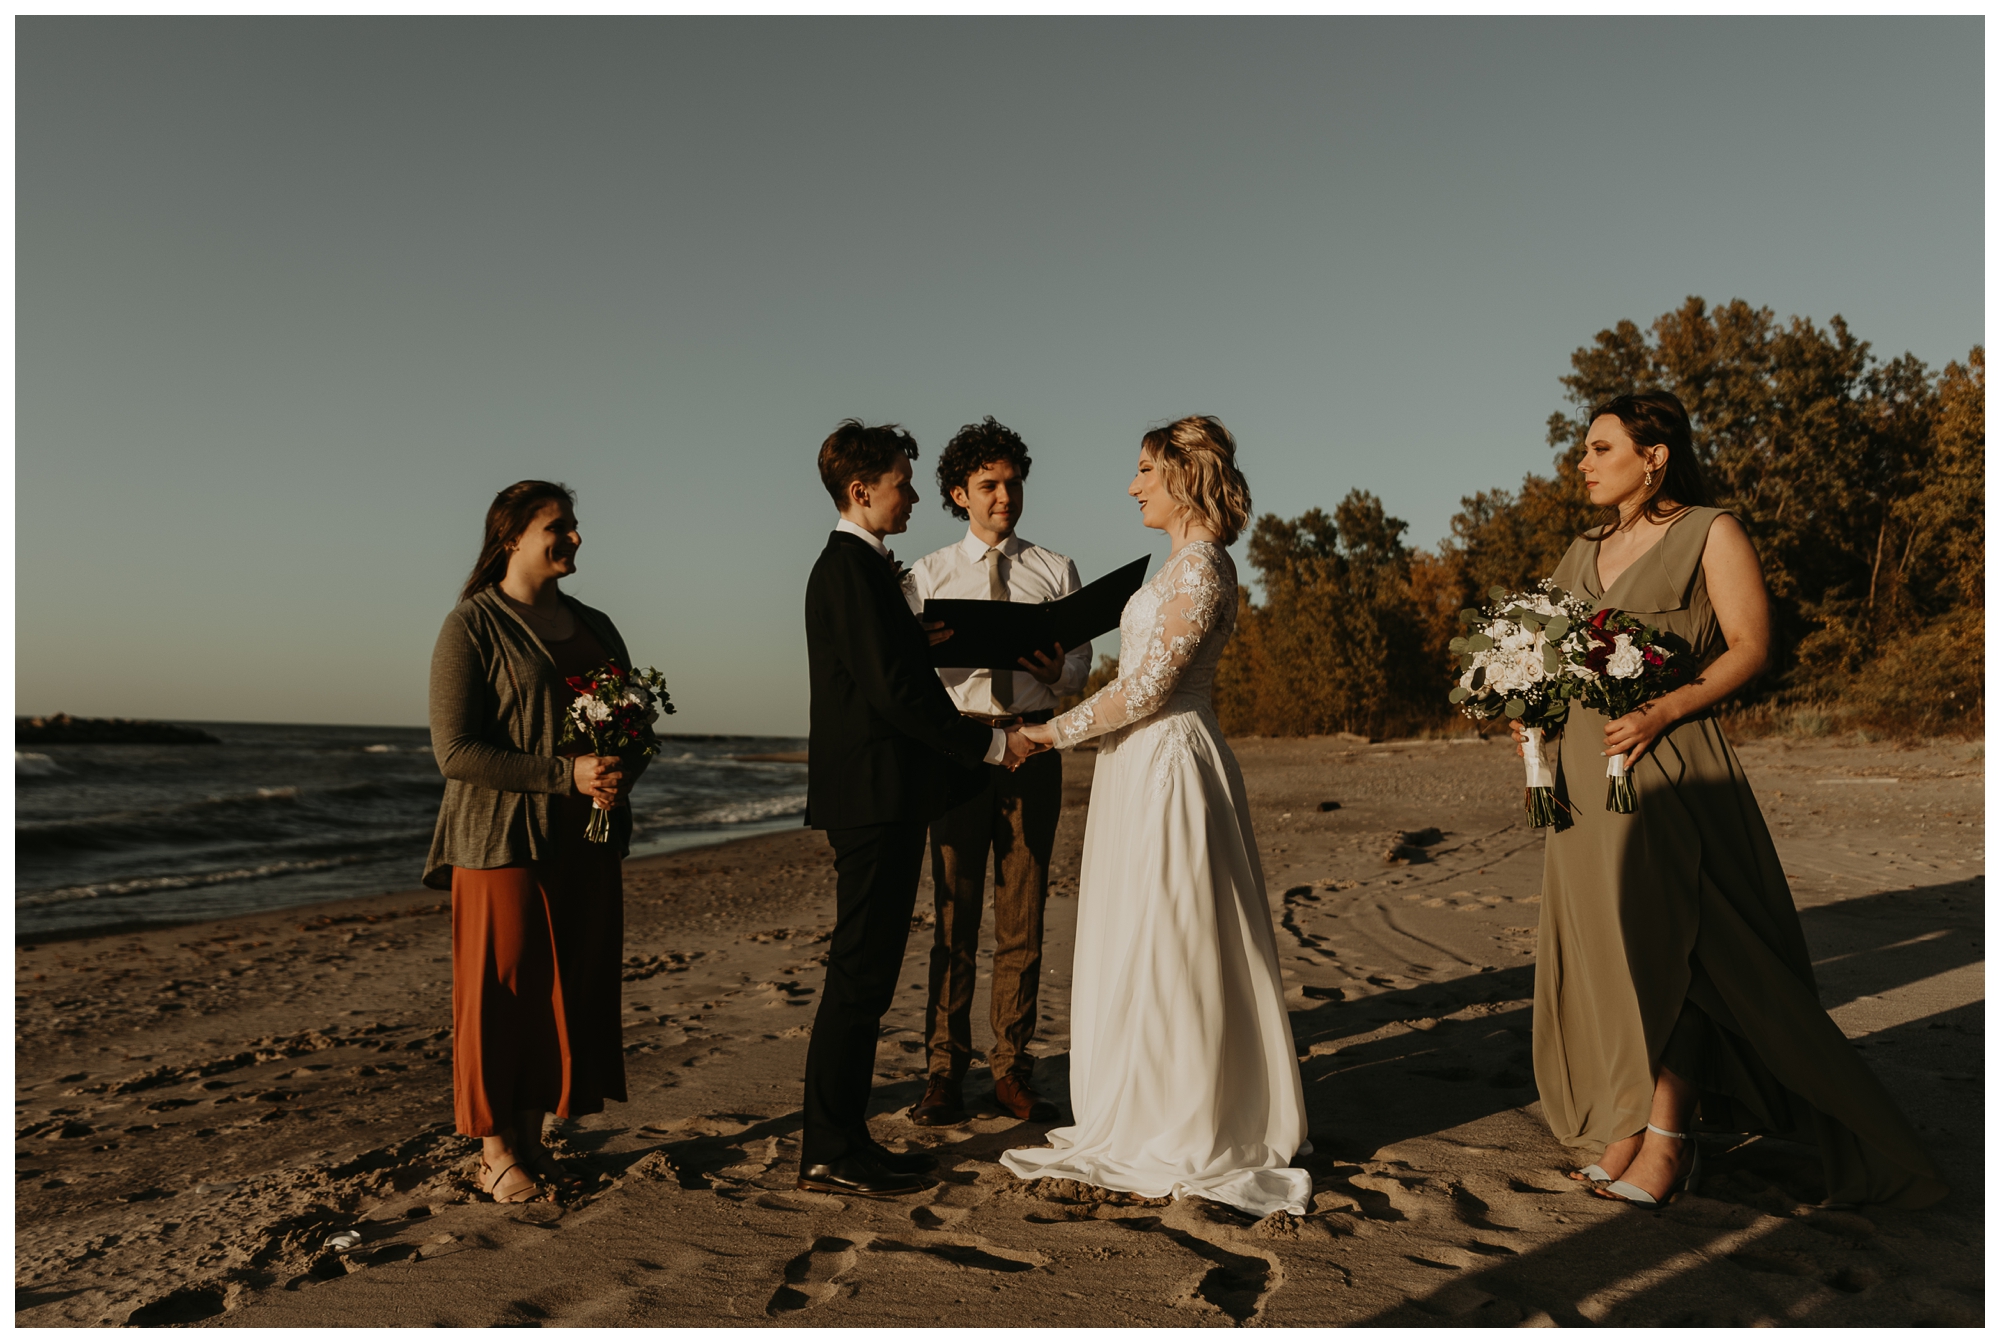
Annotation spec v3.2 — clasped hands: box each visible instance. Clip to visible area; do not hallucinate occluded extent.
[1003,723,1057,770]
[924,620,1065,772]
[572,754,630,805]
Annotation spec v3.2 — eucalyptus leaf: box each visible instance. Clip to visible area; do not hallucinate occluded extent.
[1448,637,1468,653]
[1447,687,1470,703]
[1546,615,1569,639]
[1543,645,1562,674]
[1488,586,1507,601]
[1464,633,1494,652]
[1504,697,1527,719]
[1459,609,1482,625]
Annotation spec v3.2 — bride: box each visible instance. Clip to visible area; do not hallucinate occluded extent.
[1000,416,1310,1218]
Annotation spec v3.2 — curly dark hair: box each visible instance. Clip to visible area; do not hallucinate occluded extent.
[935,417,1032,520]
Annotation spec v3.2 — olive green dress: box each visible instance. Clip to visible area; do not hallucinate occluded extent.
[1533,507,1945,1209]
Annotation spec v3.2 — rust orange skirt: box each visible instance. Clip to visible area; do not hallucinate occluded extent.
[450,798,626,1136]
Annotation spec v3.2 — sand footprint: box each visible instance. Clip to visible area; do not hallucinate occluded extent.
[766,1235,861,1316]
[909,1204,970,1230]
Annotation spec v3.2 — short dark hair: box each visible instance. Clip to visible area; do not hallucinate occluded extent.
[818,419,918,507]
[461,480,576,602]
[1588,390,1710,531]
[935,417,1032,521]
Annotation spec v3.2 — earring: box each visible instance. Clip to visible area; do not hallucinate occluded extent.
[1643,467,1654,488]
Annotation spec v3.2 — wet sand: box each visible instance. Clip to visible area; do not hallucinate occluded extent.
[13,734,1984,1327]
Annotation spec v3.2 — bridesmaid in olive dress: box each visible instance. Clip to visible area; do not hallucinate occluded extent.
[1522,391,1945,1210]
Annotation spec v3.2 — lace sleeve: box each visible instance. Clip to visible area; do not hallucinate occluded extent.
[1050,545,1229,748]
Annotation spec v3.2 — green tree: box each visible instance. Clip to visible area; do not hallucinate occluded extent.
[1213,299,1981,741]
[1216,492,1442,738]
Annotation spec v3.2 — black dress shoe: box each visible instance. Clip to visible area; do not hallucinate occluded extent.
[859,1140,938,1176]
[911,1075,966,1127]
[796,1153,930,1199]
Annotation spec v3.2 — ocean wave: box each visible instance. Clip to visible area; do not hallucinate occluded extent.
[18,853,372,908]
[646,792,808,829]
[16,778,444,854]
[17,752,64,777]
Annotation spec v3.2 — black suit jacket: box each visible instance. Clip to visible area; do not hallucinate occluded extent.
[804,530,993,830]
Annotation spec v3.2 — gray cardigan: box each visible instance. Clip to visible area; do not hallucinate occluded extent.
[424,587,636,889]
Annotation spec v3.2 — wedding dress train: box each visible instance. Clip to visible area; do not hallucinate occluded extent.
[999,542,1311,1217]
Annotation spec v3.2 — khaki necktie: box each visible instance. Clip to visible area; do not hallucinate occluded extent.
[984,546,1014,711]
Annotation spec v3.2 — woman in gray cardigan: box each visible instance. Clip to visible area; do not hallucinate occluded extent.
[428,480,643,1203]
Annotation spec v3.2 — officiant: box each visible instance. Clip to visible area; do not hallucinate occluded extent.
[904,418,1091,1126]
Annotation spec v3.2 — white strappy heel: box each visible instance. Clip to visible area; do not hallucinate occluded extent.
[1572,1162,1613,1185]
[1596,1124,1702,1207]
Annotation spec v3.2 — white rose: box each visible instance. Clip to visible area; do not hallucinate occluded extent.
[585,698,613,723]
[1606,635,1644,679]
[1491,649,1538,692]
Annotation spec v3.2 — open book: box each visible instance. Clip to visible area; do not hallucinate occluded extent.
[921,556,1150,670]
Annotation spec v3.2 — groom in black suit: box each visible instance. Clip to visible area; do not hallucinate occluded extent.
[799,419,1037,1197]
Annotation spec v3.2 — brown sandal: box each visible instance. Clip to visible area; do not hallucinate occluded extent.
[479,1158,551,1204]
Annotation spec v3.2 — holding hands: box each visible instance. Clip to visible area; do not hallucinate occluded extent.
[1002,723,1056,771]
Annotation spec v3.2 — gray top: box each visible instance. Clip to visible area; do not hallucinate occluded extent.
[423,586,633,889]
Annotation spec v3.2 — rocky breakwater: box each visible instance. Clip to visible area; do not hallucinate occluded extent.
[18,714,222,745]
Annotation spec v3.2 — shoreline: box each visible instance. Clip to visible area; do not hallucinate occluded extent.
[15,819,809,948]
[15,735,1984,1327]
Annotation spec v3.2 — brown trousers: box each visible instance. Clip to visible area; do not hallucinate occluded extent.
[924,748,1061,1082]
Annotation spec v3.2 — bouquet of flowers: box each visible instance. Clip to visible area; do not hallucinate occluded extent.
[561,661,676,842]
[1448,582,1599,827]
[1565,610,1692,813]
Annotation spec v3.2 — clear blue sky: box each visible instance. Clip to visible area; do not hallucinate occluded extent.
[18,17,1982,734]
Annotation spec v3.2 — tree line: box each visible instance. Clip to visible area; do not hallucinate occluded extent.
[1190,298,1981,740]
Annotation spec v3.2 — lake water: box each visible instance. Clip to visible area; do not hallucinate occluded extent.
[14,722,808,939]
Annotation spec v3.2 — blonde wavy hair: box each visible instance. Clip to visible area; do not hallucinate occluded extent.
[1142,415,1252,545]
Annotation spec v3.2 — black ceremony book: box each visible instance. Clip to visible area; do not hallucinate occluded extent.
[922,556,1150,670]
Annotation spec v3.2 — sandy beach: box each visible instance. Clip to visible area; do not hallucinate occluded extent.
[14,734,1983,1328]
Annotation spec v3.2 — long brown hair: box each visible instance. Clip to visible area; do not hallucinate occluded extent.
[1587,391,1710,534]
[460,480,576,603]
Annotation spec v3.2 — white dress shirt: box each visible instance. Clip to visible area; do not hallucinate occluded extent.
[833,515,1007,765]
[905,531,1093,716]
[834,516,890,556]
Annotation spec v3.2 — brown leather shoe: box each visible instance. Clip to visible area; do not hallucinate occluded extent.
[910,1075,966,1127]
[993,1073,1058,1122]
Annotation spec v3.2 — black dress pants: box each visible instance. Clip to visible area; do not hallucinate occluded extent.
[801,818,929,1165]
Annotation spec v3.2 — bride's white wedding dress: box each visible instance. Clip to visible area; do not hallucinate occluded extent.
[1000,541,1311,1217]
